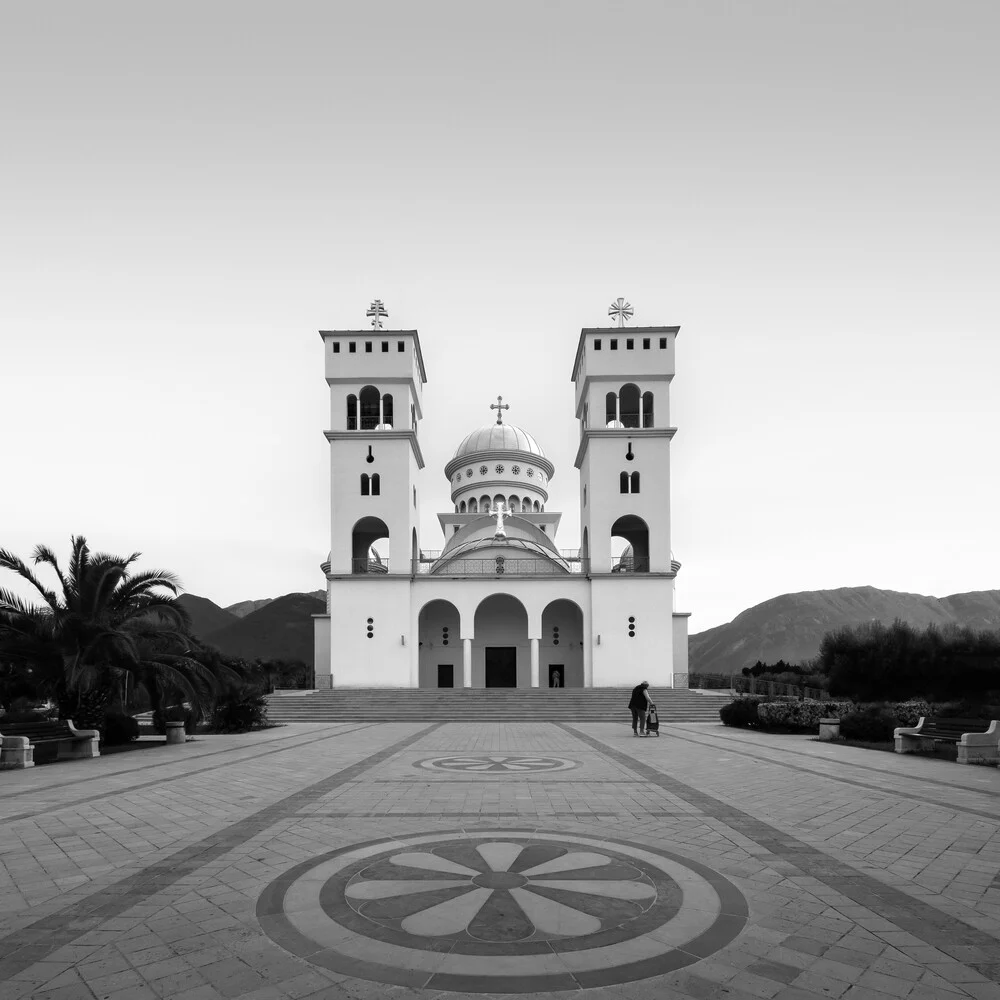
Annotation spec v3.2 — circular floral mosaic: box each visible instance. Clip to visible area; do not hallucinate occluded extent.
[511,464,520,475]
[495,464,504,475]
[526,468,534,477]
[413,754,579,773]
[479,465,488,475]
[466,468,473,478]
[258,830,748,993]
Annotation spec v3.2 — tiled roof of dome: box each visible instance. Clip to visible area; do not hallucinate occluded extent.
[452,423,545,459]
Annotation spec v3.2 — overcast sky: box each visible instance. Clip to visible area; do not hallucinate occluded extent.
[2,1,998,633]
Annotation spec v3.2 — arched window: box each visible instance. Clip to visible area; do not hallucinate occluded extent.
[347,394,358,430]
[581,527,590,563]
[605,392,617,427]
[359,386,380,430]
[522,499,530,512]
[459,500,467,513]
[381,393,394,428]
[508,495,519,512]
[360,473,370,495]
[468,498,478,513]
[631,471,640,493]
[642,391,654,428]
[533,500,541,512]
[493,494,505,508]
[620,471,629,494]
[619,384,640,429]
[371,473,381,496]
[481,494,490,510]
[583,485,587,507]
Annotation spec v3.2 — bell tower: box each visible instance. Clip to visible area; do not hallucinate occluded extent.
[315,301,426,688]
[571,306,686,687]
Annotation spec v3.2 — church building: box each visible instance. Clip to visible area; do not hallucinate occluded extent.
[313,302,690,690]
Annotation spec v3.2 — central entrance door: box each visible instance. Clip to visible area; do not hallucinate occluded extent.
[485,647,517,688]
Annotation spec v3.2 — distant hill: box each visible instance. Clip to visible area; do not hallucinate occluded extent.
[201,592,326,667]
[225,592,325,619]
[176,594,239,638]
[689,586,1000,676]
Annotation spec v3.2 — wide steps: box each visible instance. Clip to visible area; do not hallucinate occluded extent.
[265,688,724,723]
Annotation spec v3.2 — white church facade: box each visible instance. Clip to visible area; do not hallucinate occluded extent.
[312,307,690,690]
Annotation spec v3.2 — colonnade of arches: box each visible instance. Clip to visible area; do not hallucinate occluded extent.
[455,494,542,514]
[347,385,393,430]
[417,595,584,688]
[605,383,654,428]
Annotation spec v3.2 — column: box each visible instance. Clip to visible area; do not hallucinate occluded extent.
[463,638,472,688]
[355,398,361,430]
[530,638,540,688]
[379,396,384,427]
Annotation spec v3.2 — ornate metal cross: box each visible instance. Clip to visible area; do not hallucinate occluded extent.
[608,297,634,327]
[489,500,512,538]
[490,395,510,425]
[366,299,388,329]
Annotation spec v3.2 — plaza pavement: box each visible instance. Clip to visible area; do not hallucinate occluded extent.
[1,721,999,1000]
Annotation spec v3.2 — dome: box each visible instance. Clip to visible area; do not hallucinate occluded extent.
[452,423,545,460]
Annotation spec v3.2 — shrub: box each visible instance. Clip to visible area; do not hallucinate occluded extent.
[757,699,854,731]
[0,707,56,723]
[840,706,899,742]
[210,692,269,733]
[719,697,764,728]
[101,712,139,745]
[153,704,200,736]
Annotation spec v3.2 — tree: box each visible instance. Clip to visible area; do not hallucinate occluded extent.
[0,536,229,732]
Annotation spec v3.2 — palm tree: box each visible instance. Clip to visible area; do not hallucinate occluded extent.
[0,535,224,732]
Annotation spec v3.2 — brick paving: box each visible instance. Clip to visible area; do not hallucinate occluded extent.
[0,720,997,999]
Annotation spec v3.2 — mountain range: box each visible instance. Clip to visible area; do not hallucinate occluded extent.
[687,586,1000,675]
[177,585,1000,675]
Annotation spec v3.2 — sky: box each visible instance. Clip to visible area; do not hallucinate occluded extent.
[2,1,998,633]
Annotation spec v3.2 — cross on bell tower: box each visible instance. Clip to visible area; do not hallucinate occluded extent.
[490,395,510,425]
[366,299,388,329]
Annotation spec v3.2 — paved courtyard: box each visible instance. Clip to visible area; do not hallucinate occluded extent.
[1,721,1000,1000]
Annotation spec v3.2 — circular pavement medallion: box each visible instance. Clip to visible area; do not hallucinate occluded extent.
[414,754,579,773]
[257,829,748,993]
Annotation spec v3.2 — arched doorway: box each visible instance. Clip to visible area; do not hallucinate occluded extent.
[352,517,389,573]
[541,599,584,688]
[473,594,529,688]
[611,515,649,572]
[417,600,461,688]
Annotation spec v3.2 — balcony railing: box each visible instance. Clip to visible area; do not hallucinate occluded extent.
[612,557,649,573]
[413,557,588,576]
[352,558,389,574]
[347,417,393,430]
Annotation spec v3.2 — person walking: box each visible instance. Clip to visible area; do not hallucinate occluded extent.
[628,681,652,737]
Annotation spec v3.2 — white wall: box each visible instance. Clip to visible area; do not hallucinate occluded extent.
[328,577,411,686]
[589,577,674,689]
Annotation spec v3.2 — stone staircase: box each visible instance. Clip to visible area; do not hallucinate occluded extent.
[265,687,726,723]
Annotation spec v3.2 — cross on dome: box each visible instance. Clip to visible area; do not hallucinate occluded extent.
[490,395,510,425]
[366,299,388,328]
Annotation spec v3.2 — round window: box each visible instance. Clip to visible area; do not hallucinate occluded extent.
[512,465,520,475]
[495,464,505,475]
[479,465,488,475]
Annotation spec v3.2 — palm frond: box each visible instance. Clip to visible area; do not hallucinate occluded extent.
[0,549,60,608]
[0,588,44,618]
[112,569,182,607]
[30,544,69,596]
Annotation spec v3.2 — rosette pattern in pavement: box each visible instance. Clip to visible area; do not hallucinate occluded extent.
[414,754,579,773]
[258,830,748,993]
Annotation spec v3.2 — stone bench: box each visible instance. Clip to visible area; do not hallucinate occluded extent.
[0,720,101,769]
[894,716,999,765]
